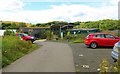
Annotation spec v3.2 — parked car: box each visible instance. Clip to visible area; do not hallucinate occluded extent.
[111,41,120,62]
[84,33,120,49]
[16,33,36,43]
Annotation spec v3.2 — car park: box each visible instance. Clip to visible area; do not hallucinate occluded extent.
[111,41,120,62]
[84,33,120,49]
[16,33,36,43]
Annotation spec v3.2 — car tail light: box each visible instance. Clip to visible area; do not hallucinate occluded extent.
[86,35,94,39]
[86,35,90,39]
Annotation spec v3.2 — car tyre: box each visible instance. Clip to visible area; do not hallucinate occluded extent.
[31,39,35,43]
[112,57,117,62]
[90,42,98,49]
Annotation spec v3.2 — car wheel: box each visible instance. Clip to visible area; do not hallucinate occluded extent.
[90,42,98,49]
[112,57,117,62]
[31,39,35,43]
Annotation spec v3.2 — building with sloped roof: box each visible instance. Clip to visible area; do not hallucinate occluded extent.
[67,28,101,34]
[19,27,50,36]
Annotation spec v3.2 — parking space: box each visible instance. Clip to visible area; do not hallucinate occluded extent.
[70,43,113,72]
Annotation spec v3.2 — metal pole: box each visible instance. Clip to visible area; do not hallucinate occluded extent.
[118,29,120,37]
[118,20,120,37]
[60,25,61,38]
[0,21,2,30]
[50,24,52,40]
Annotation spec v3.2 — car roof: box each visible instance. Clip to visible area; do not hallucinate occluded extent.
[16,33,26,34]
[89,32,113,35]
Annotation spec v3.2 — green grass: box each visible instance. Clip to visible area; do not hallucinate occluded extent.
[0,37,2,69]
[68,34,86,44]
[50,34,86,44]
[70,39,84,44]
[2,36,39,67]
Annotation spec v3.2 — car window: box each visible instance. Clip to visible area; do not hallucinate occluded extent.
[105,34,115,39]
[23,34,28,36]
[18,34,22,36]
[95,34,105,38]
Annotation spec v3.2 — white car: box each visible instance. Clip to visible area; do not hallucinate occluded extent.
[111,41,120,62]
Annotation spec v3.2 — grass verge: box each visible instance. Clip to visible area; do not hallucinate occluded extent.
[69,39,84,44]
[2,36,39,67]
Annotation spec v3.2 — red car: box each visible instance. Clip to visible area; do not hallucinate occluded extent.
[16,33,36,43]
[84,33,120,48]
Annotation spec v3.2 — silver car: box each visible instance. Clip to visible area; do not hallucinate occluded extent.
[111,41,120,62]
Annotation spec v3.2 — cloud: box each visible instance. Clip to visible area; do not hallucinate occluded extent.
[110,0,119,6]
[22,0,113,2]
[0,0,119,23]
[0,0,24,11]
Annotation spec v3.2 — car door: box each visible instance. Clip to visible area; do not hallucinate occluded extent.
[21,34,26,40]
[104,34,119,46]
[93,34,107,46]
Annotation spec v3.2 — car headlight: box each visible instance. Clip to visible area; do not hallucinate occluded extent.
[31,37,34,39]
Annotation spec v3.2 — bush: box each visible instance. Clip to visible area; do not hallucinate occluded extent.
[34,30,52,39]
[2,36,38,67]
[65,34,86,43]
[4,30,15,36]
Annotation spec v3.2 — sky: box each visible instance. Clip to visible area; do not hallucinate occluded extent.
[0,0,119,23]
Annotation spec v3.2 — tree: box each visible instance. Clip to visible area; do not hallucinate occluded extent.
[34,30,51,39]
[75,19,118,30]
[36,23,41,27]
[2,23,11,29]
[19,22,27,27]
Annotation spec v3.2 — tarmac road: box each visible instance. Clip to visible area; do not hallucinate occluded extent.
[2,40,114,72]
[70,43,113,72]
[2,41,75,72]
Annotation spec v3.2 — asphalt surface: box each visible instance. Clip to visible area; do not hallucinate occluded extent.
[2,41,75,72]
[2,40,114,72]
[70,43,113,72]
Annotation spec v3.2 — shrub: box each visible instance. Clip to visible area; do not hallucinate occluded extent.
[34,30,52,39]
[65,34,86,43]
[4,30,15,36]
